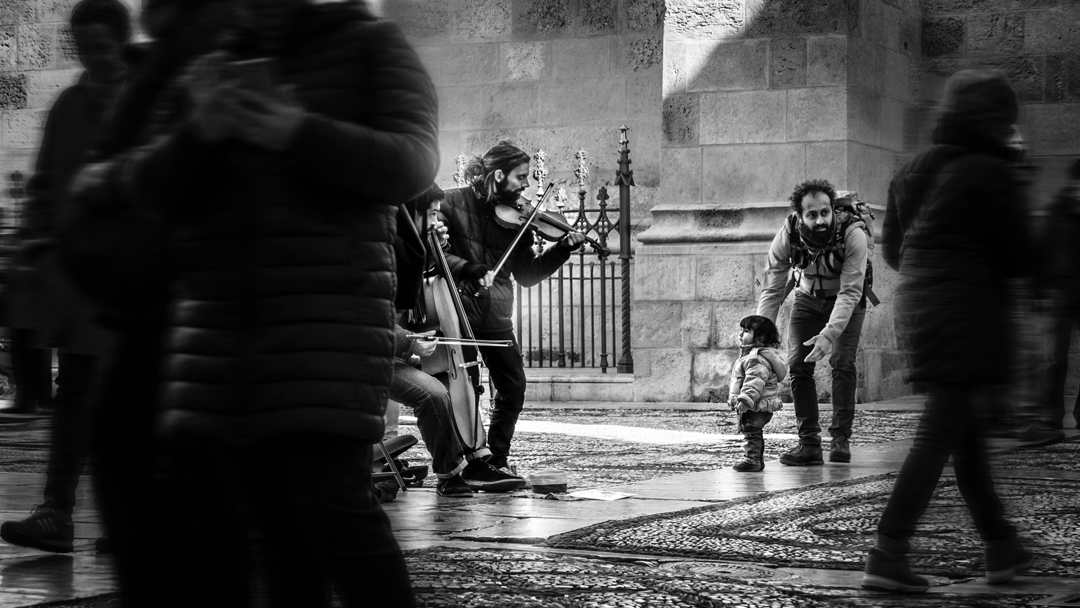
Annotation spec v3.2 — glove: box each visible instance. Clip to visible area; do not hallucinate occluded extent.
[461,262,489,281]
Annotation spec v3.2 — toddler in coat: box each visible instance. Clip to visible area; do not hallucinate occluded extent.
[728,315,787,472]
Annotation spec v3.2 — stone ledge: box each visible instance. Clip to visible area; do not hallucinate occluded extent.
[638,201,886,244]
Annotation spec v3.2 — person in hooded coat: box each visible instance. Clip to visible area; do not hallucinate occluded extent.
[866,69,1035,593]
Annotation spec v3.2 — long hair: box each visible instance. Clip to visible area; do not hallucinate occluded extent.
[463,141,529,203]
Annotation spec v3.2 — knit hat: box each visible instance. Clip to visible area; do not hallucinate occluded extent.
[933,69,1018,149]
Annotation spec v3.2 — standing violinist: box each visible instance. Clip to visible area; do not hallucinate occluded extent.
[440,141,586,484]
[390,185,526,495]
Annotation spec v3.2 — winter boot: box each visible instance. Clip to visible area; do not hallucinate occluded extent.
[861,534,929,593]
[984,540,1035,584]
[732,432,765,472]
[779,443,824,466]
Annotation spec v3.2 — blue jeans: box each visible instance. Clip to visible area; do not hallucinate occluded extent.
[389,359,467,478]
[787,291,865,446]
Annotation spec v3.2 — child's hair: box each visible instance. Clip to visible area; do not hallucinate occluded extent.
[739,315,781,347]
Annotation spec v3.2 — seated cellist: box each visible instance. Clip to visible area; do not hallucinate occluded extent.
[389,185,526,497]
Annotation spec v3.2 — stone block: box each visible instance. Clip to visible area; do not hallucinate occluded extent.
[806,36,847,87]
[625,0,664,32]
[847,142,892,209]
[663,41,687,96]
[685,39,768,93]
[713,301,758,349]
[634,251,695,301]
[847,87,882,148]
[502,41,549,81]
[1024,7,1080,54]
[682,302,713,349]
[577,0,616,36]
[702,143,805,205]
[634,348,692,401]
[787,86,847,142]
[633,301,683,347]
[847,37,885,96]
[691,348,739,401]
[882,50,912,103]
[769,38,806,89]
[1,0,32,25]
[880,98,906,152]
[384,0,453,42]
[552,37,610,80]
[744,0,858,38]
[662,93,698,146]
[984,55,1044,103]
[615,35,662,74]
[626,72,660,123]
[24,67,76,109]
[455,0,513,41]
[422,44,500,86]
[34,0,80,23]
[0,26,15,71]
[512,0,572,41]
[538,77,624,125]
[806,141,847,186]
[1046,55,1066,103]
[663,0,742,41]
[861,0,899,53]
[0,73,25,110]
[860,303,894,349]
[659,146,701,205]
[2,108,45,149]
[898,14,919,56]
[697,256,755,302]
[486,83,541,127]
[435,86,487,130]
[16,23,52,70]
[921,17,964,58]
[1024,103,1080,154]
[967,12,1023,55]
[55,22,78,68]
[699,90,785,145]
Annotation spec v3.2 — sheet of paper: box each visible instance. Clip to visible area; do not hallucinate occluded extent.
[566,489,635,501]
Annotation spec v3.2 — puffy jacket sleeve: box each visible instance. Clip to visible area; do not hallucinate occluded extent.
[736,357,770,409]
[282,20,439,204]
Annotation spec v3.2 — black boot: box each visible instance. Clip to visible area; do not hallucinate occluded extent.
[733,432,764,472]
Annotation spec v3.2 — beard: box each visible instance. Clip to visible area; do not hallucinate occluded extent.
[496,180,525,203]
[798,220,834,249]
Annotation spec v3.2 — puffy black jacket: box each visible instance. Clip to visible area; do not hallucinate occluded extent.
[120,3,439,442]
[440,186,572,332]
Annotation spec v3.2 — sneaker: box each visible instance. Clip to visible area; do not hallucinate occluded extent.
[985,542,1035,584]
[460,460,527,493]
[861,547,929,593]
[779,444,824,467]
[436,476,474,498]
[829,437,851,463]
[0,500,74,553]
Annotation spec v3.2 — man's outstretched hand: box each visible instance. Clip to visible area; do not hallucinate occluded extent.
[803,334,833,363]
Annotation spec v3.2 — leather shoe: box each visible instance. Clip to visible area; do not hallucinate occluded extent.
[779,444,823,466]
[828,437,851,463]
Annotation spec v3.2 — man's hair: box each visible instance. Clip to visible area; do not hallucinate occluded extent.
[71,0,132,43]
[464,141,529,203]
[413,183,444,213]
[1071,158,1080,181]
[789,179,837,214]
[739,315,781,348]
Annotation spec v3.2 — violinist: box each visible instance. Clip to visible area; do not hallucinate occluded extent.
[439,142,586,479]
[392,185,527,495]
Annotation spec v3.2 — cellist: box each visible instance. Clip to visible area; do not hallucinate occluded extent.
[390,185,526,495]
[439,142,586,482]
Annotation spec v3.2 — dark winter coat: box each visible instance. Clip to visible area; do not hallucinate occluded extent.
[885,140,1030,385]
[1041,185,1080,305]
[439,186,572,333]
[117,3,439,443]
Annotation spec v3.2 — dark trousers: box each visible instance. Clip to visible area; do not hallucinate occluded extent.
[476,328,526,468]
[157,433,415,608]
[738,410,774,437]
[1047,306,1080,429]
[877,383,1015,550]
[9,327,52,408]
[44,352,99,514]
[787,292,865,446]
[389,358,466,477]
[91,320,168,607]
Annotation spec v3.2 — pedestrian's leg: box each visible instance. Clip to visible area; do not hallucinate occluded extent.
[476,329,526,469]
[827,304,865,461]
[781,293,827,466]
[43,352,98,515]
[9,328,50,410]
[1045,309,1072,430]
[258,434,415,608]
[733,411,772,472]
[390,360,466,478]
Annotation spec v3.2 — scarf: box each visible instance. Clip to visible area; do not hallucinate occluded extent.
[797,219,835,254]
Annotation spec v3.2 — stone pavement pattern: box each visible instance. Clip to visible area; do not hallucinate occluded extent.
[0,399,1077,606]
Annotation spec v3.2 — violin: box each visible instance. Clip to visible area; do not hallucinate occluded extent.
[493,183,610,257]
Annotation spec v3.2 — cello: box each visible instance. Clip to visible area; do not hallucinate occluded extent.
[413,204,503,453]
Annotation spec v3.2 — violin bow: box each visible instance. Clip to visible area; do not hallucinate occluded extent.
[405,334,513,348]
[489,182,556,280]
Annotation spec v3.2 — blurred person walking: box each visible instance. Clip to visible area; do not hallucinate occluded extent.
[0,0,130,554]
[72,0,437,605]
[866,69,1035,593]
[1042,159,1080,432]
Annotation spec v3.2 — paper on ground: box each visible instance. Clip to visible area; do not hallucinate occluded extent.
[567,489,635,501]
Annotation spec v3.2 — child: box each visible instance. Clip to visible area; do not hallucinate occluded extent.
[728,315,787,472]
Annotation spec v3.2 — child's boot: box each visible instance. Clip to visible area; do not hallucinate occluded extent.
[732,431,764,472]
[861,534,929,593]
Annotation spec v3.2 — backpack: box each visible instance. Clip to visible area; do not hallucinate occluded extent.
[785,192,879,307]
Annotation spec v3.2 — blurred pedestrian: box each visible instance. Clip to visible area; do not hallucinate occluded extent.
[0,0,130,554]
[73,0,438,605]
[727,315,787,472]
[866,69,1035,593]
[1042,159,1080,432]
